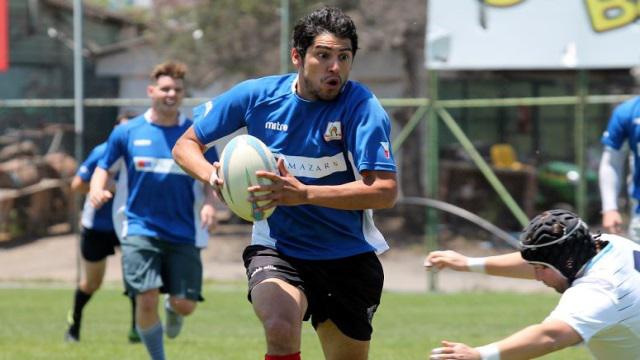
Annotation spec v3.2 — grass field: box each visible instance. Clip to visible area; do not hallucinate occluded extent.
[0,281,590,359]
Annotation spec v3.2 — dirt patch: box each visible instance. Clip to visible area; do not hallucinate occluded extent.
[0,223,550,294]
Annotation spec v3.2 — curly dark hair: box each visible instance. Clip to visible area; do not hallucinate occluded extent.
[520,209,598,284]
[292,6,358,60]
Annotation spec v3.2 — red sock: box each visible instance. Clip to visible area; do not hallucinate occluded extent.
[265,352,301,360]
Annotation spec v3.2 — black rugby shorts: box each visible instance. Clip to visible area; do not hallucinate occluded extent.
[242,245,384,341]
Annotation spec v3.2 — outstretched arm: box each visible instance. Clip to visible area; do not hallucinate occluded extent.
[430,320,582,360]
[425,250,535,279]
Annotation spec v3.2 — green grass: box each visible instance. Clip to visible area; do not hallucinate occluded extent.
[0,282,590,359]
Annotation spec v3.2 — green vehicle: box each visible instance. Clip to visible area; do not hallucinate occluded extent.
[536,161,600,222]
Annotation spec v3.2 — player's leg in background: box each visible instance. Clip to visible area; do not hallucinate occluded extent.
[122,236,165,359]
[127,293,140,343]
[163,241,203,339]
[65,258,107,342]
[136,289,166,360]
[164,296,197,339]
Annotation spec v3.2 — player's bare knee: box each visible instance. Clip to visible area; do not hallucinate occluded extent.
[170,298,197,316]
[263,317,298,346]
[84,281,102,293]
[79,280,101,294]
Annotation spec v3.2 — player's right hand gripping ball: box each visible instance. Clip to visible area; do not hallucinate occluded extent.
[218,134,277,222]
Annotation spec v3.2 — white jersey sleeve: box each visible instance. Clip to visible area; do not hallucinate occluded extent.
[545,278,617,343]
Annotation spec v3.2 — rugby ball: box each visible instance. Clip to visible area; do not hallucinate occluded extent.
[218,134,278,222]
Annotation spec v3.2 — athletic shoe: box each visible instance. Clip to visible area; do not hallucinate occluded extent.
[164,296,183,339]
[65,310,80,342]
[128,328,141,343]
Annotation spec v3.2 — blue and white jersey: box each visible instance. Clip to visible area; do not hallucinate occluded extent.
[77,143,117,232]
[546,234,640,359]
[601,96,640,201]
[98,109,219,247]
[193,74,396,260]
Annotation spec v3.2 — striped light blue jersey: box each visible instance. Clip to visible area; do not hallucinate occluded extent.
[193,74,396,260]
[601,96,640,201]
[77,143,116,231]
[98,109,219,247]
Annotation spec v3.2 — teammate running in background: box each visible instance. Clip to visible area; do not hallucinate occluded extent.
[173,7,397,360]
[425,209,640,360]
[599,96,640,243]
[89,61,219,360]
[65,112,140,343]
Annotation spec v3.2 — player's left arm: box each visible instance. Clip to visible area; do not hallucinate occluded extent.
[430,320,582,360]
[252,158,397,210]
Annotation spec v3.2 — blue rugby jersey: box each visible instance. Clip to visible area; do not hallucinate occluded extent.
[193,74,396,259]
[98,109,219,247]
[77,143,116,232]
[601,96,640,201]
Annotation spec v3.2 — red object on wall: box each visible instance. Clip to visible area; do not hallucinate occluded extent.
[0,0,8,72]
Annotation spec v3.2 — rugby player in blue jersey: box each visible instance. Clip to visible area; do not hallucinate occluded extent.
[600,96,640,244]
[65,113,140,344]
[89,62,219,360]
[173,7,397,360]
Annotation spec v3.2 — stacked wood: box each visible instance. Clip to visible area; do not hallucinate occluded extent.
[0,141,39,161]
[0,146,77,244]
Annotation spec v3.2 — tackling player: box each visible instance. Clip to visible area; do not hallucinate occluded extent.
[426,209,640,359]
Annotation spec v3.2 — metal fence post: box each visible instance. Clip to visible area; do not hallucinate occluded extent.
[575,70,589,218]
[425,70,439,292]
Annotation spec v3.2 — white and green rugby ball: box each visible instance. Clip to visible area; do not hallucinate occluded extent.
[219,134,278,222]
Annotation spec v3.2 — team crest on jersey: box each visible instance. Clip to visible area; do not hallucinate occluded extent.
[634,117,640,125]
[380,142,390,159]
[324,121,342,141]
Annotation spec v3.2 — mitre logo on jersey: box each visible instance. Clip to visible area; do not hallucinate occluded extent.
[380,142,390,159]
[265,121,288,132]
[324,121,342,141]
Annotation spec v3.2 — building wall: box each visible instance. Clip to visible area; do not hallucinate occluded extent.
[0,0,140,157]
